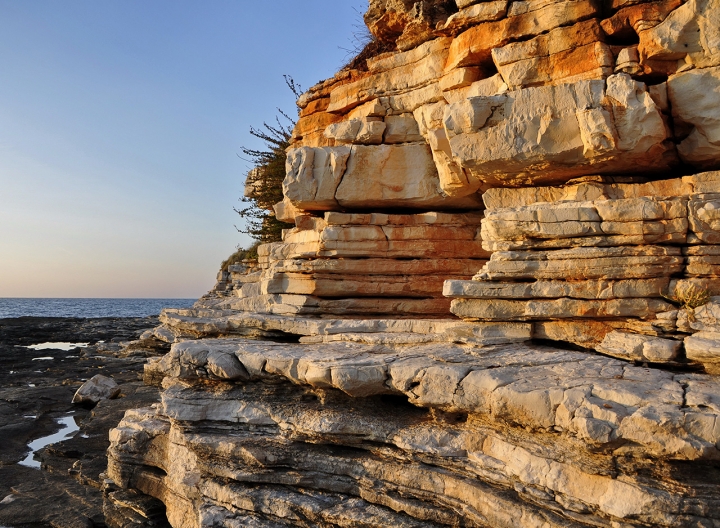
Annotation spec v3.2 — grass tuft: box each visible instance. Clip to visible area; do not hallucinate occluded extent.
[663,284,711,313]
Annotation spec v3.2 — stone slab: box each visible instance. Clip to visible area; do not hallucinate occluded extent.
[444,278,670,300]
[145,336,720,460]
[596,331,682,363]
[443,74,675,188]
[451,297,673,320]
[265,258,485,276]
[685,331,720,375]
[262,274,461,298]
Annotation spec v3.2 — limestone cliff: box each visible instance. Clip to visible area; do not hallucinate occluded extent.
[105,0,720,526]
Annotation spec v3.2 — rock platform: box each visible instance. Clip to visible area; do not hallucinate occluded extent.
[107,318,720,527]
[0,317,165,528]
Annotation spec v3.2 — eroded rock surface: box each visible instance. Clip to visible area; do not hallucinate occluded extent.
[104,0,720,526]
[108,336,720,528]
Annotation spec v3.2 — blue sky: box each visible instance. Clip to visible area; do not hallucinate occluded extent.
[0,1,365,298]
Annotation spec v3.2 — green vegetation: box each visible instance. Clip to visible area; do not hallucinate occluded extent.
[220,243,260,272]
[234,76,300,244]
[664,283,711,312]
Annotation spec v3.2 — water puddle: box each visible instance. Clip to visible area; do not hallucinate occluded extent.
[26,342,88,351]
[18,414,80,468]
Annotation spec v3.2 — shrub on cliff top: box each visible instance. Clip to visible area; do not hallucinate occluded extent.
[235,76,300,244]
[341,6,395,72]
[220,243,259,271]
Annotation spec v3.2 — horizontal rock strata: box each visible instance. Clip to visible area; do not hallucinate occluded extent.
[290,0,720,201]
[105,0,720,526]
[203,212,487,318]
[108,337,720,528]
[445,175,720,368]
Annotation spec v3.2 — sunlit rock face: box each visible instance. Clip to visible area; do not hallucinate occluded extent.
[105,0,720,526]
[364,0,458,51]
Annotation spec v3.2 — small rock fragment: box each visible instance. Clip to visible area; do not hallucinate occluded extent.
[72,374,121,406]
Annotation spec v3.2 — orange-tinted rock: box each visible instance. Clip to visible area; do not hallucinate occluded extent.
[440,1,509,34]
[292,112,345,147]
[364,0,455,50]
[298,96,331,118]
[492,19,612,89]
[445,0,599,70]
[327,38,451,114]
[498,42,613,88]
[638,0,720,68]
[601,0,683,42]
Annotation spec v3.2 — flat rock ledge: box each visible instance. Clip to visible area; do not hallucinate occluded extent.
[107,332,720,528]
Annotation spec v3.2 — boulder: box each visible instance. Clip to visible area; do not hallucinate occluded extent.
[688,193,720,243]
[283,146,351,210]
[668,67,720,168]
[335,144,483,209]
[364,0,455,50]
[272,196,303,223]
[72,374,121,406]
[685,332,720,374]
[383,114,424,143]
[639,0,720,69]
[596,331,682,363]
[602,0,683,43]
[443,75,675,188]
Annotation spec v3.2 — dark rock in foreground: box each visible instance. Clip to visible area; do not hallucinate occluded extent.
[0,316,165,528]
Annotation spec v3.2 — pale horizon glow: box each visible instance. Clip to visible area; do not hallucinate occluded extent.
[0,1,364,298]
[0,297,196,300]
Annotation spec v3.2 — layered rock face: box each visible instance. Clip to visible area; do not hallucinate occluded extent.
[203,212,488,318]
[105,0,720,526]
[446,173,720,367]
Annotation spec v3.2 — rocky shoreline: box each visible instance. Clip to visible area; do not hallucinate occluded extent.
[0,316,166,528]
[5,0,720,525]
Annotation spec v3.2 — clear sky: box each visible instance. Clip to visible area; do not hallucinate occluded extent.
[0,0,365,298]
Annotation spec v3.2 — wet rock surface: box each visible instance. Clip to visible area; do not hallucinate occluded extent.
[0,317,164,527]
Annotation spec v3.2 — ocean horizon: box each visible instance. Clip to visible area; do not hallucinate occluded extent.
[0,298,197,319]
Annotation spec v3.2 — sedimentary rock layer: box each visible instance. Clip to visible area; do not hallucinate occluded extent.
[104,0,720,526]
[203,211,487,318]
[108,337,720,528]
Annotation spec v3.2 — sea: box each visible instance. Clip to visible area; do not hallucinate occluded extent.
[0,298,197,319]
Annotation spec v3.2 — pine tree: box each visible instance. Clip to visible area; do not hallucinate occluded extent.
[235,76,301,244]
